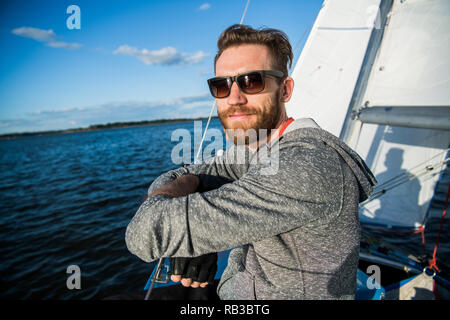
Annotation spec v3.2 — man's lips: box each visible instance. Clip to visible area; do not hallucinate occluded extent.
[228,113,254,120]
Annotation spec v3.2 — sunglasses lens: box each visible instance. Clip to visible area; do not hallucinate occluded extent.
[209,78,230,98]
[238,72,264,94]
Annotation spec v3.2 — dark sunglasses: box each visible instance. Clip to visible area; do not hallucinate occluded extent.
[207,70,285,98]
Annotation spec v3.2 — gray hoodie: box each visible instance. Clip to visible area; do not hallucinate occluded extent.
[125,118,376,300]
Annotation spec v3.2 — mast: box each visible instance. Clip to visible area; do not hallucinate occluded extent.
[286,0,450,230]
[356,106,450,131]
[339,0,393,141]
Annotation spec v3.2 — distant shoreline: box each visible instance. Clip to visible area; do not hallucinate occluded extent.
[0,116,219,140]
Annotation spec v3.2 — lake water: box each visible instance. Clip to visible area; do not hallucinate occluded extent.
[0,119,448,299]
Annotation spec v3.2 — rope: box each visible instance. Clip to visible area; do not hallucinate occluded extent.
[194,0,251,165]
[194,100,216,164]
[428,184,450,272]
[291,4,322,73]
[361,151,448,252]
[361,224,427,255]
[361,155,449,204]
[239,0,251,25]
[373,150,449,191]
[365,182,450,299]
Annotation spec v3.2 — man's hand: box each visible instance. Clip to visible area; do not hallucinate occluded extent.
[150,174,200,198]
[169,253,218,288]
[150,173,217,288]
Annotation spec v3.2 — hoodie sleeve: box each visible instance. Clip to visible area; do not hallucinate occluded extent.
[147,144,250,196]
[125,141,346,262]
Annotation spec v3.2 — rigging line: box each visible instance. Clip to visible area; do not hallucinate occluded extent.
[375,165,433,191]
[399,148,450,175]
[291,4,322,73]
[370,173,432,202]
[374,159,447,193]
[240,0,251,25]
[373,157,449,193]
[194,0,251,164]
[194,100,216,164]
[361,163,448,205]
[347,120,363,149]
[144,258,164,300]
[353,121,364,150]
[428,184,450,272]
[292,18,315,64]
[373,150,449,190]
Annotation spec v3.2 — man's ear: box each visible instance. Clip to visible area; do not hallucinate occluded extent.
[279,77,294,103]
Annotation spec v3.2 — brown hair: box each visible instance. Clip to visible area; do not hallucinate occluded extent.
[214,24,293,79]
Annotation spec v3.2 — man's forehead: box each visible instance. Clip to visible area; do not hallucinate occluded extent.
[215,44,273,76]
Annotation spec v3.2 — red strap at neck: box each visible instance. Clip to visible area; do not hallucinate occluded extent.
[278,117,294,137]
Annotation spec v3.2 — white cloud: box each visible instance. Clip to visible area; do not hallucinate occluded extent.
[184,51,209,64]
[46,41,82,50]
[11,26,81,50]
[11,27,56,42]
[198,3,211,10]
[113,45,208,66]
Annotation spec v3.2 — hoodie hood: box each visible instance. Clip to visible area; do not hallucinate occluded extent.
[279,118,377,202]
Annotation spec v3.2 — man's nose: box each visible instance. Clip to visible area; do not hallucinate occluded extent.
[227,81,247,105]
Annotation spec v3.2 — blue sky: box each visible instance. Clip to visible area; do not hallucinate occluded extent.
[0,0,323,134]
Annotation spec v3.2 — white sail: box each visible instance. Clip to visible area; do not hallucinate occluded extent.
[286,0,450,229]
[347,0,450,228]
[286,0,388,136]
[361,0,450,108]
[355,124,448,228]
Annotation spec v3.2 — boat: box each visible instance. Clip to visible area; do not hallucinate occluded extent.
[143,0,450,300]
[285,0,450,299]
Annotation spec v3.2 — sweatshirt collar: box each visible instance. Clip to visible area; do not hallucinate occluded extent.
[278,117,295,137]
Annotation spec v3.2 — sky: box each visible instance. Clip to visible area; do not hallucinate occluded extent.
[0,0,323,134]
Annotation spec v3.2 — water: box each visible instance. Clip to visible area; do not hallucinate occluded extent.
[0,119,448,299]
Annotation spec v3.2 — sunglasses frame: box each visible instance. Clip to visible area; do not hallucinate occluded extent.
[207,69,285,98]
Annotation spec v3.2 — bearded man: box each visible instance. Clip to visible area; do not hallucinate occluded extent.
[125,24,376,300]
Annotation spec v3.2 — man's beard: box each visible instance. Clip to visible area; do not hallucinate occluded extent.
[218,91,281,145]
